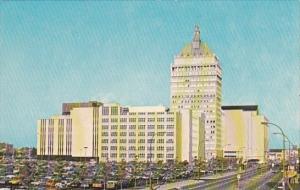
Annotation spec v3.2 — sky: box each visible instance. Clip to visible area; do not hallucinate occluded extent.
[0,1,299,148]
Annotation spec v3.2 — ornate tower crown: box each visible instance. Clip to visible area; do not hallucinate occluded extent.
[179,25,213,57]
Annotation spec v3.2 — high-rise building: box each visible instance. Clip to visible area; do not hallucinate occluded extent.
[170,25,222,159]
[221,105,269,163]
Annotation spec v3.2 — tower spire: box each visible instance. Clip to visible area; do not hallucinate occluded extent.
[193,24,200,42]
[192,24,201,55]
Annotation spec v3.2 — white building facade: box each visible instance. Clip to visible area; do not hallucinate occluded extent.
[222,105,269,163]
[37,101,205,163]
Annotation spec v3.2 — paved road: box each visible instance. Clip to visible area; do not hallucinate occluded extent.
[178,166,269,190]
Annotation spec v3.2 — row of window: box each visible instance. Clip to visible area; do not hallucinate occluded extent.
[102,118,174,123]
[101,138,174,144]
[101,153,174,159]
[101,125,175,130]
[101,132,174,137]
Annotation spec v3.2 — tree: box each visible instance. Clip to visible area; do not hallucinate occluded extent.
[117,159,127,189]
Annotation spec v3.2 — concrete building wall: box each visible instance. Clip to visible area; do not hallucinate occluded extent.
[71,107,95,158]
[222,105,269,163]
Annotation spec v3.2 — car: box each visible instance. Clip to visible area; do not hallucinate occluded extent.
[55,182,65,189]
[80,182,89,188]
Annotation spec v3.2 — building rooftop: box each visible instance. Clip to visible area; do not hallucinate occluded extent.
[128,105,169,112]
[62,101,102,115]
[221,105,258,111]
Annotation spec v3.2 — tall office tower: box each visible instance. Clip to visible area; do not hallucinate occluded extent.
[170,25,222,160]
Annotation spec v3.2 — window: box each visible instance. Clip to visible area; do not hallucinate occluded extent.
[120,146,126,151]
[138,118,145,122]
[102,132,108,136]
[111,132,118,136]
[111,146,117,150]
[157,154,164,158]
[138,146,145,150]
[138,132,145,136]
[157,146,164,151]
[101,139,108,143]
[167,125,174,129]
[157,118,164,122]
[167,118,174,122]
[147,132,155,136]
[166,132,174,136]
[166,139,174,143]
[129,139,136,143]
[148,118,155,122]
[157,125,164,130]
[120,118,127,122]
[110,153,117,158]
[157,139,164,143]
[166,147,174,151]
[138,125,145,130]
[147,146,154,151]
[129,132,136,136]
[101,153,108,158]
[111,139,117,143]
[111,118,118,123]
[120,132,127,136]
[166,154,174,158]
[120,125,127,130]
[120,153,126,158]
[120,107,129,115]
[111,106,118,115]
[102,125,109,130]
[102,107,109,115]
[120,139,126,143]
[147,139,155,143]
[129,125,136,130]
[147,125,155,130]
[102,118,109,123]
[157,132,165,136]
[129,146,136,151]
[101,146,108,150]
[111,125,118,130]
[129,118,136,122]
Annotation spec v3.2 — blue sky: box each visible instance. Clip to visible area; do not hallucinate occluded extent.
[0,1,299,148]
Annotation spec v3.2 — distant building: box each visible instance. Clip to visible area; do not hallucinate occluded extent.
[0,142,14,157]
[221,105,269,163]
[170,25,222,160]
[37,101,205,163]
[268,148,299,164]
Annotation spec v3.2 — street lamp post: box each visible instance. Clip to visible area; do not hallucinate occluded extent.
[83,146,88,190]
[261,122,287,189]
[274,133,295,169]
[84,146,88,163]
